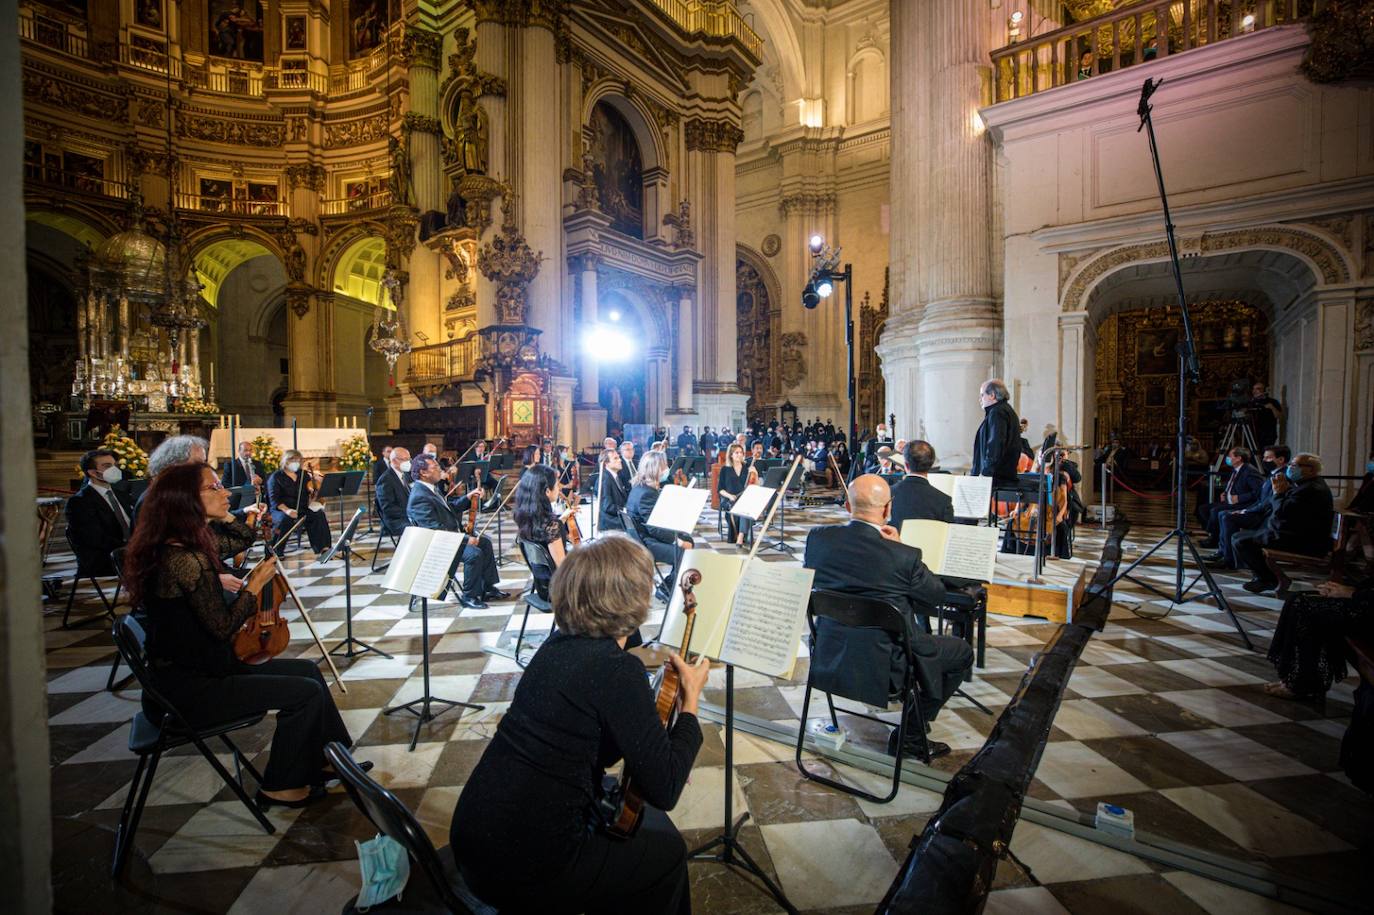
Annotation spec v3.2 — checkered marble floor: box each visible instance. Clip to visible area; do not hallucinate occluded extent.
[42,491,1369,913]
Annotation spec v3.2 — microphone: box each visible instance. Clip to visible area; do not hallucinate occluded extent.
[1137,78,1161,131]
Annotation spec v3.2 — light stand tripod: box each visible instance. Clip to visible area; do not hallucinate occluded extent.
[1106,79,1253,651]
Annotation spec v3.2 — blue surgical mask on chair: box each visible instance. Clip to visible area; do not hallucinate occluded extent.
[354,833,410,910]
[1366,460,1374,475]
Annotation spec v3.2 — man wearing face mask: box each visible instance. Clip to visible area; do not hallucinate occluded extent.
[375,446,413,538]
[1197,446,1264,548]
[1232,452,1334,593]
[406,453,506,610]
[1205,446,1289,569]
[66,448,135,581]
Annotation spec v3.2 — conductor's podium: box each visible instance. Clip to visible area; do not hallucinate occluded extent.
[984,555,1095,624]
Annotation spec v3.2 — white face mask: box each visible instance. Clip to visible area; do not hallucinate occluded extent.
[287,461,301,474]
[100,465,122,485]
[399,460,412,473]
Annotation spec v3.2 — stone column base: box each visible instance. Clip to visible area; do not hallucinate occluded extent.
[692,391,751,436]
[573,405,608,451]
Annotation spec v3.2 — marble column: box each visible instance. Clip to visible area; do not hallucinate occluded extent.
[675,288,695,413]
[883,0,1000,470]
[518,23,563,361]
[571,254,607,448]
[404,29,443,214]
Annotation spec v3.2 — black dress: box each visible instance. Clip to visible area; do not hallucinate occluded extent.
[140,518,352,790]
[266,469,331,553]
[452,632,702,914]
[1268,581,1374,697]
[718,464,753,543]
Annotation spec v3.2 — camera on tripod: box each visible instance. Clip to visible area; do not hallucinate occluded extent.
[1223,379,1255,425]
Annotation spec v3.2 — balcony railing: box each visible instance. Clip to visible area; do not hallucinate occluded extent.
[120,41,183,79]
[185,64,265,96]
[407,334,480,385]
[176,191,286,217]
[321,189,393,216]
[24,165,128,199]
[20,14,90,59]
[328,31,401,95]
[645,0,763,58]
[991,0,1323,102]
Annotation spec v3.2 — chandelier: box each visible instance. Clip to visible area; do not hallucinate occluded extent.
[369,267,413,373]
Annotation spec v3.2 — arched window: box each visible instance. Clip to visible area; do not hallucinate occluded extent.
[847,50,888,126]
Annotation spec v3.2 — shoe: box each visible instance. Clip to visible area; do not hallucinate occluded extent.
[1201,551,1224,563]
[458,593,488,610]
[483,589,511,601]
[1242,578,1277,594]
[319,760,374,787]
[255,784,327,810]
[886,730,951,760]
[1198,539,1218,550]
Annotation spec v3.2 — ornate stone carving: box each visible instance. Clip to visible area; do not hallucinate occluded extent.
[400,27,443,69]
[574,148,601,212]
[323,115,389,149]
[684,117,744,153]
[457,173,509,234]
[1056,247,1107,297]
[464,0,566,30]
[662,200,694,251]
[568,252,601,274]
[285,164,327,192]
[288,116,308,143]
[478,195,543,324]
[1295,213,1356,255]
[440,28,507,101]
[286,286,311,320]
[385,209,420,267]
[180,112,284,148]
[22,69,128,120]
[779,332,807,390]
[779,192,836,217]
[135,98,165,127]
[1302,3,1374,83]
[761,234,781,257]
[402,112,442,136]
[1356,298,1374,351]
[446,288,477,313]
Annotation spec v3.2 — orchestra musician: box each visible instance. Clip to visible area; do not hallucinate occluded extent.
[717,443,754,546]
[522,443,543,469]
[596,448,628,532]
[405,454,505,610]
[374,447,412,537]
[617,441,635,490]
[514,464,570,567]
[625,451,694,603]
[267,450,331,558]
[450,535,707,914]
[122,462,362,809]
[220,440,265,488]
[890,440,954,526]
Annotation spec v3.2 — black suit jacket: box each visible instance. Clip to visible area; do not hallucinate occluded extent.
[971,400,1021,486]
[1265,477,1334,554]
[375,467,411,534]
[66,483,134,574]
[406,482,476,533]
[890,475,955,528]
[597,468,627,530]
[625,484,677,544]
[220,457,266,488]
[803,522,948,705]
[371,457,389,486]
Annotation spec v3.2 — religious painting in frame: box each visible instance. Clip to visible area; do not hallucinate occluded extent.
[1135,327,1178,376]
[199,177,233,212]
[349,0,388,58]
[284,15,307,50]
[587,101,644,238]
[209,1,265,62]
[134,0,163,29]
[247,182,278,215]
[62,151,104,193]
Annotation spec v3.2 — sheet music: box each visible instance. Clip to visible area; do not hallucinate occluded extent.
[380,527,431,595]
[646,484,711,534]
[719,563,814,679]
[952,475,994,519]
[925,474,955,498]
[729,484,775,519]
[900,519,948,573]
[409,530,465,599]
[659,550,744,659]
[938,525,1000,581]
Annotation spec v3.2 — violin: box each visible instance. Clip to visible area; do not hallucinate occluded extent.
[673,467,689,488]
[233,512,303,664]
[606,569,701,838]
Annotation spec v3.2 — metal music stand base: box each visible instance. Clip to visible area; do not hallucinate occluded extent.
[327,544,390,661]
[689,665,797,914]
[383,597,483,751]
[761,495,796,555]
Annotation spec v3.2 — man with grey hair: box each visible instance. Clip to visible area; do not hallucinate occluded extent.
[131,435,212,529]
[971,378,1021,486]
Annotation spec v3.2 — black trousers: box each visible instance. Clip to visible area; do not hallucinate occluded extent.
[151,657,351,791]
[274,508,331,554]
[644,536,690,592]
[1231,528,1273,580]
[462,806,689,915]
[724,509,753,544]
[456,534,500,597]
[910,635,975,725]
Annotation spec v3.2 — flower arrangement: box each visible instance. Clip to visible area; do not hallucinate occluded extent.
[102,425,148,479]
[340,433,372,471]
[251,434,283,473]
[178,396,220,415]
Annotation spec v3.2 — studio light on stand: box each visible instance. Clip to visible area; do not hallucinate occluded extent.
[803,235,857,459]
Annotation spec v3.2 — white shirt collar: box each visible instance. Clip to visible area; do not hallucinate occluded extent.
[88,479,111,494]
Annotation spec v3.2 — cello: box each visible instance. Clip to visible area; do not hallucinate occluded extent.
[605,568,702,838]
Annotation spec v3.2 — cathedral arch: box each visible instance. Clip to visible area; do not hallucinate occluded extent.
[845,46,888,125]
[581,88,667,240]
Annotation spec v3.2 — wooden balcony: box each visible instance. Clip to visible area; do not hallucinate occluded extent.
[407,334,480,388]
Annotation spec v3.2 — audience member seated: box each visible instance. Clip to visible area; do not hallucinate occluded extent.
[890,440,954,527]
[220,440,265,489]
[266,449,332,559]
[451,536,707,913]
[1204,446,1289,569]
[405,454,503,610]
[66,448,133,579]
[1265,576,1374,701]
[122,461,361,809]
[625,450,694,603]
[374,446,411,536]
[803,475,975,761]
[1232,452,1335,593]
[1197,447,1264,547]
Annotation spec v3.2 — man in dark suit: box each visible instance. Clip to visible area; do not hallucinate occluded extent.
[66,448,134,578]
[890,440,954,528]
[371,446,393,488]
[699,426,718,460]
[617,441,636,491]
[1197,446,1264,545]
[221,440,266,488]
[803,475,974,760]
[1205,446,1290,568]
[971,379,1021,487]
[406,454,505,609]
[375,446,412,537]
[1232,452,1335,592]
[675,426,698,454]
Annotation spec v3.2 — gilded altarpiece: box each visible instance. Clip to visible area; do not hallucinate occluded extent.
[1094,300,1270,451]
[736,258,774,420]
[857,268,889,435]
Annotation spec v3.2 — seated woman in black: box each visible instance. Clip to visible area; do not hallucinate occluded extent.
[625,450,694,601]
[123,462,361,808]
[451,535,708,913]
[595,448,627,532]
[521,443,542,469]
[718,442,755,546]
[266,449,331,558]
[514,463,568,566]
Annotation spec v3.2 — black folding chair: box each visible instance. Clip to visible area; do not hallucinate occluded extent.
[62,529,122,629]
[371,500,400,574]
[934,586,993,715]
[105,548,135,692]
[109,615,274,878]
[795,589,930,804]
[326,742,497,915]
[513,539,556,669]
[622,509,672,595]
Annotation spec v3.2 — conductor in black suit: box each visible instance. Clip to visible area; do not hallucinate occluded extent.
[220,440,266,488]
[66,448,134,577]
[890,440,954,528]
[971,378,1021,486]
[406,454,505,609]
[803,475,974,760]
[375,446,412,536]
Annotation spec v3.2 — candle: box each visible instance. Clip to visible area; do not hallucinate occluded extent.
[209,362,215,385]
[236,414,241,427]
[352,415,357,428]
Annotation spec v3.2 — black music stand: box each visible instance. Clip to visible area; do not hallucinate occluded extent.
[339,470,365,527]
[316,472,347,526]
[686,456,707,481]
[323,507,390,662]
[227,483,255,514]
[486,477,509,567]
[691,664,797,914]
[383,595,483,751]
[760,464,802,554]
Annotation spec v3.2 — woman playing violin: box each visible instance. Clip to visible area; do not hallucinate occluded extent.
[267,449,331,558]
[451,535,708,914]
[122,462,361,809]
[717,442,754,546]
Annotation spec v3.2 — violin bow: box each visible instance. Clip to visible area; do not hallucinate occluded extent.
[273,564,347,693]
[474,476,518,540]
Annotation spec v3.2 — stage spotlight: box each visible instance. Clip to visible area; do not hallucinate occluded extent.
[607,309,621,322]
[802,282,820,309]
[817,279,834,298]
[583,324,633,361]
[808,234,825,255]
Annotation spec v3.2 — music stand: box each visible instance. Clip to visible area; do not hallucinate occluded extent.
[322,507,390,661]
[339,470,365,529]
[686,455,706,480]
[668,454,688,480]
[228,483,254,514]
[760,464,802,554]
[316,472,347,528]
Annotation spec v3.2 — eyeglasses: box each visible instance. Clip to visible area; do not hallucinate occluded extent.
[201,481,225,492]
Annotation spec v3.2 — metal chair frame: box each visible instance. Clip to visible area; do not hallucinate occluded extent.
[513,538,556,668]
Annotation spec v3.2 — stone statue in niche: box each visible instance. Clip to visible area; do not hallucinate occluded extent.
[388,134,413,207]
[587,101,644,239]
[453,98,489,176]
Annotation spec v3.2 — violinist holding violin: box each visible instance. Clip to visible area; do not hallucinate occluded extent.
[122,462,359,809]
[267,449,332,558]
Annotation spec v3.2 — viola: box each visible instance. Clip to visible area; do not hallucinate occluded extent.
[673,467,689,488]
[233,512,303,664]
[606,569,701,838]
